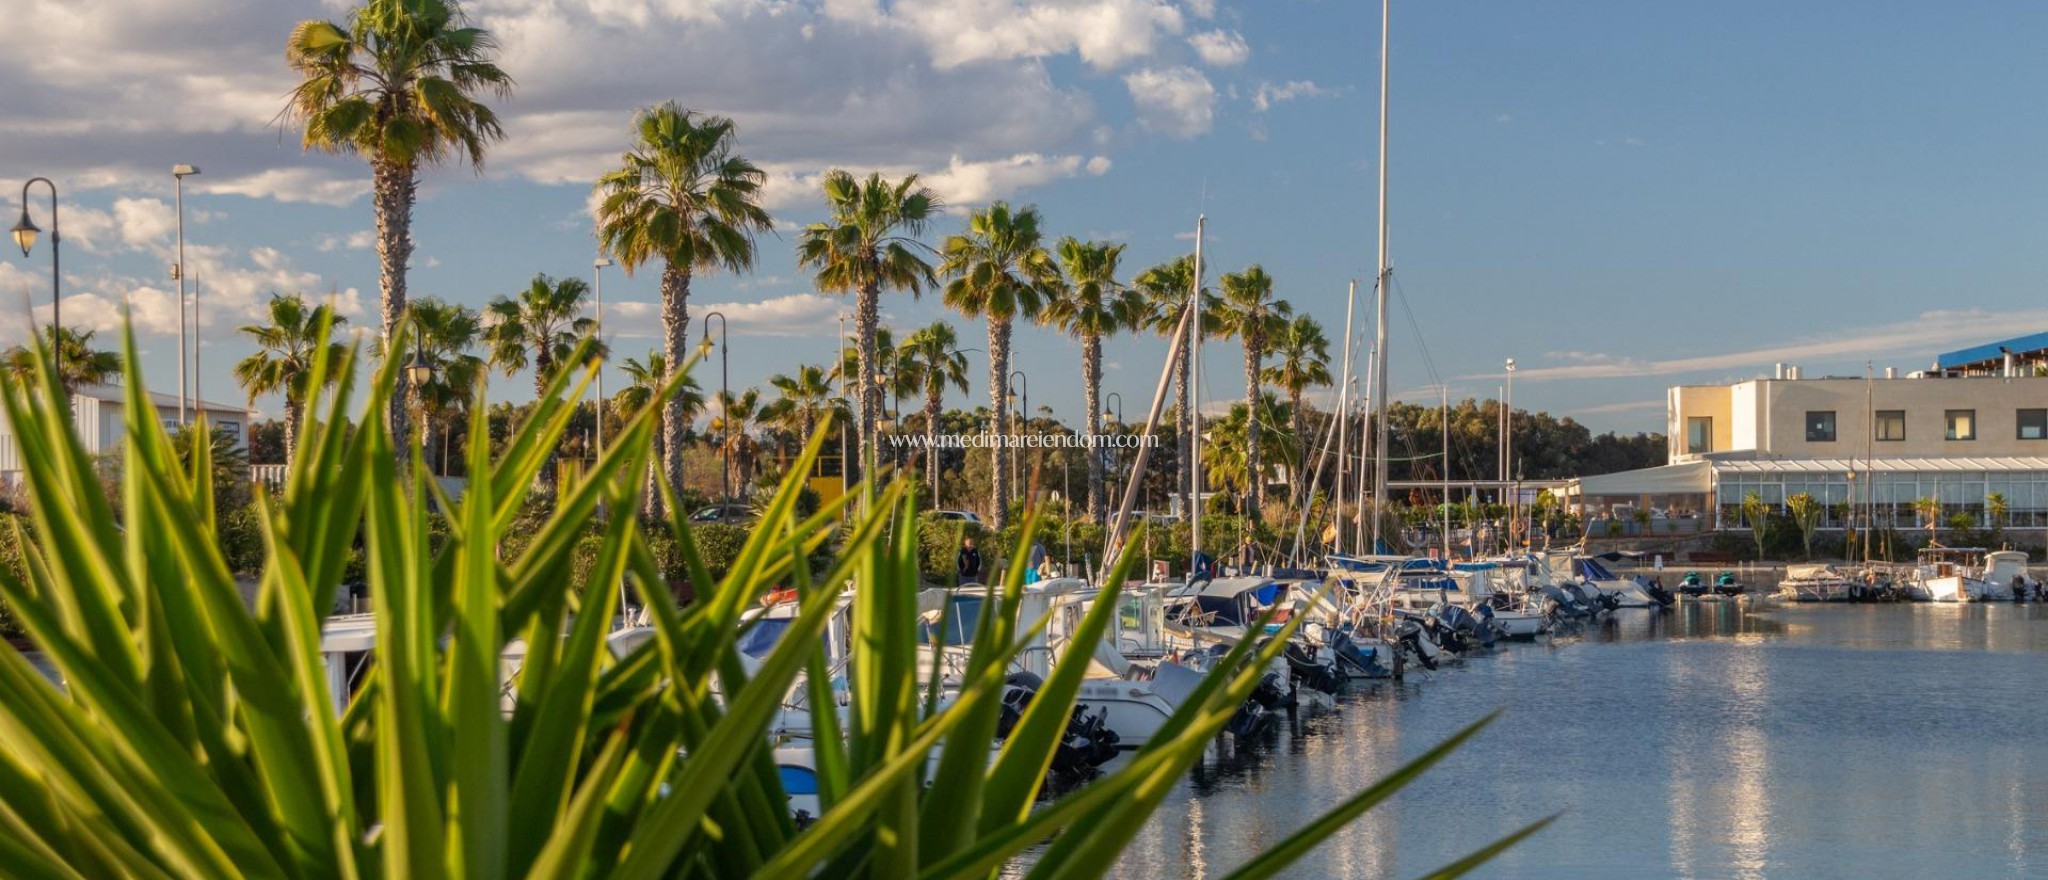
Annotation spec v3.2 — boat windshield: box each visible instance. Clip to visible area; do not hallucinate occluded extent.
[918,596,988,646]
[737,618,798,659]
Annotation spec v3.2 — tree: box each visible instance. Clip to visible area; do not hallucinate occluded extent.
[613,352,704,515]
[1914,496,1942,543]
[761,365,843,449]
[708,388,763,493]
[1042,237,1144,525]
[1786,492,1822,560]
[1741,491,1772,559]
[284,0,511,443]
[3,326,121,392]
[1134,255,1215,522]
[233,294,350,472]
[1263,314,1333,473]
[484,273,604,494]
[1206,393,1292,500]
[594,102,772,512]
[898,321,970,509]
[797,171,940,479]
[939,202,1056,529]
[1986,491,2009,543]
[1213,265,1289,519]
[406,297,486,475]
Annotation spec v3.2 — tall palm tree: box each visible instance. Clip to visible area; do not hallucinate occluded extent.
[708,388,763,492]
[898,321,970,507]
[407,297,486,474]
[1263,313,1333,473]
[797,171,940,477]
[761,365,843,450]
[1134,255,1214,519]
[484,273,605,493]
[1043,237,1144,524]
[284,0,511,442]
[594,102,772,508]
[1213,265,1291,518]
[613,352,704,515]
[939,202,1057,529]
[232,294,350,471]
[1207,392,1293,501]
[4,326,122,392]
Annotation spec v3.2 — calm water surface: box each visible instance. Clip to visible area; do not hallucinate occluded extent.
[1064,602,2048,879]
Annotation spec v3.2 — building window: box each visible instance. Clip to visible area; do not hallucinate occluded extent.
[2020,409,2047,440]
[217,420,243,442]
[1805,411,1836,442]
[1945,409,1976,441]
[1875,410,1906,442]
[1686,416,1712,454]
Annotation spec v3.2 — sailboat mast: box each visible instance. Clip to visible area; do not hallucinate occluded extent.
[1334,279,1357,556]
[1369,0,1393,556]
[1442,385,1451,562]
[1189,215,1207,566]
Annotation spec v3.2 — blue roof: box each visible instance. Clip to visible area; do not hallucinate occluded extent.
[1937,331,2048,370]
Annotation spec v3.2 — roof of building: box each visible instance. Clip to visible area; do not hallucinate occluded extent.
[72,385,254,416]
[1936,331,2048,371]
[1574,455,2048,497]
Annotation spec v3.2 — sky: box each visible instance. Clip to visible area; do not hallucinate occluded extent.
[6,0,2048,435]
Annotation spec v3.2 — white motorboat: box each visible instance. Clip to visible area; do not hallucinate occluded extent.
[1775,564,1856,602]
[1908,547,2025,602]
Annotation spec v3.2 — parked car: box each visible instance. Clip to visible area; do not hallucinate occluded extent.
[931,510,984,527]
[689,503,755,526]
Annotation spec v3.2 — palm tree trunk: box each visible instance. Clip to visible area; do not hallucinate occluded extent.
[926,384,943,509]
[1289,386,1306,485]
[643,433,664,521]
[372,158,416,453]
[989,316,1011,530]
[1244,336,1263,519]
[1083,330,1105,525]
[535,353,558,495]
[659,261,692,502]
[855,278,881,483]
[283,397,302,476]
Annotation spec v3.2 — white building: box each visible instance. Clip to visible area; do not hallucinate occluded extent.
[0,385,255,482]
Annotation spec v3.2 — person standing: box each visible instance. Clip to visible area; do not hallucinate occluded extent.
[957,536,982,585]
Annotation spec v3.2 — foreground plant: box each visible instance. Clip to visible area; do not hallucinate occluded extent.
[0,323,1544,878]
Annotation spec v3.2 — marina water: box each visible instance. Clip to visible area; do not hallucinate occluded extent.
[1033,603,2048,879]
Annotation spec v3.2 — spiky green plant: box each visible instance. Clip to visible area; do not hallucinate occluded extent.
[0,321,1543,878]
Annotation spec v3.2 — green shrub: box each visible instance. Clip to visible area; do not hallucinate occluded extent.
[217,502,266,575]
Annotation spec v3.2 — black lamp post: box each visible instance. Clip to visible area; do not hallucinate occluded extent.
[701,311,729,498]
[13,177,60,370]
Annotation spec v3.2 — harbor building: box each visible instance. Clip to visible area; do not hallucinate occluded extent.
[0,385,255,487]
[1569,332,2048,531]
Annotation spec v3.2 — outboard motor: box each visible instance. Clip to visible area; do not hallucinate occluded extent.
[1395,618,1441,670]
[1539,584,1590,619]
[997,671,1120,777]
[1327,629,1392,678]
[1281,639,1345,694]
[1639,576,1676,608]
[1468,603,1504,648]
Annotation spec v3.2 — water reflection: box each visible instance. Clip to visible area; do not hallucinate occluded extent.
[1059,603,2048,879]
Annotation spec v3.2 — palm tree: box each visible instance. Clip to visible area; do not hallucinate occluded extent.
[1043,237,1144,524]
[1213,265,1291,518]
[1206,392,1293,501]
[1134,255,1214,520]
[484,273,605,493]
[4,326,121,392]
[613,352,704,515]
[284,0,511,442]
[233,294,350,471]
[898,321,970,507]
[708,388,763,492]
[1263,313,1333,473]
[407,297,486,474]
[761,365,844,450]
[939,202,1057,529]
[594,102,772,508]
[797,171,940,477]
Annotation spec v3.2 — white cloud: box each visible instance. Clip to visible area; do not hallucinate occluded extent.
[1124,66,1216,138]
[882,0,1186,71]
[317,230,376,252]
[202,168,368,207]
[1252,79,1337,112]
[1187,29,1248,67]
[922,153,1112,206]
[1185,0,1215,18]
[606,293,841,339]
[1471,308,2048,383]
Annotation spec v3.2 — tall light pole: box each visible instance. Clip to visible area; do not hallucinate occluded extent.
[12,178,60,382]
[701,311,729,498]
[1505,357,1517,547]
[593,256,613,456]
[173,164,200,424]
[1008,369,1027,502]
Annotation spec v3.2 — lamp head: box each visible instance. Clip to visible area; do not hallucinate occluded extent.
[1505,358,1517,372]
[11,209,39,257]
[405,354,435,388]
[594,256,614,269]
[172,164,201,178]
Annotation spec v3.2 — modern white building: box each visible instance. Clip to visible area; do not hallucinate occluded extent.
[1570,334,2048,531]
[0,385,255,483]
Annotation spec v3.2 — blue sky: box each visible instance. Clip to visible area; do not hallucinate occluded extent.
[6,0,2048,434]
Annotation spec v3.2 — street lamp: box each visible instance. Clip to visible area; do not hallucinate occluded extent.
[13,177,60,373]
[1505,357,1517,546]
[700,311,729,498]
[1008,369,1028,501]
[593,256,613,456]
[173,164,200,424]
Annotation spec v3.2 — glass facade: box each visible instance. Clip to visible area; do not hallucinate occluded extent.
[1716,467,2048,528]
